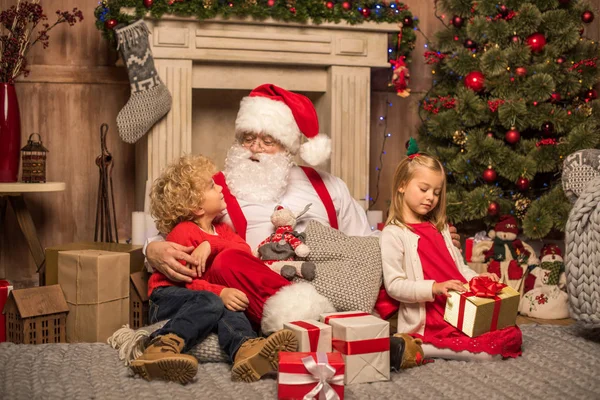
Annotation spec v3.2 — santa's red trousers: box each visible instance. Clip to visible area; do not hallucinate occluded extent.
[203,249,291,329]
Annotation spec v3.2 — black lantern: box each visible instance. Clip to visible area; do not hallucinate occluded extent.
[20,133,48,183]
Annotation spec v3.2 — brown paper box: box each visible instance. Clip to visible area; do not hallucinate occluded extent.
[58,250,130,343]
[45,242,144,286]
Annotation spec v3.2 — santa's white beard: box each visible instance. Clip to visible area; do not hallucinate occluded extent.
[223,144,294,203]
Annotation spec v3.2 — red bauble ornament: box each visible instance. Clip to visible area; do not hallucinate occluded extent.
[342,2,351,10]
[515,67,527,77]
[505,127,520,144]
[403,17,413,27]
[451,15,464,28]
[516,177,530,191]
[582,10,595,24]
[482,167,497,183]
[556,56,566,64]
[267,0,275,6]
[464,39,477,49]
[326,1,334,9]
[550,92,561,103]
[143,0,153,8]
[488,202,499,216]
[585,89,598,100]
[361,8,371,17]
[289,7,296,13]
[465,71,485,92]
[526,33,546,53]
[104,19,118,30]
[541,121,554,136]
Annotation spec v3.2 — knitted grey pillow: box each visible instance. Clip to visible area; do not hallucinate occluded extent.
[562,149,600,203]
[140,321,228,363]
[301,221,382,313]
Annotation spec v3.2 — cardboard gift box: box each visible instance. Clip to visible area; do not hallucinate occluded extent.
[320,311,389,384]
[278,352,344,400]
[58,250,130,343]
[45,242,144,286]
[283,320,332,353]
[444,277,520,338]
[0,280,13,342]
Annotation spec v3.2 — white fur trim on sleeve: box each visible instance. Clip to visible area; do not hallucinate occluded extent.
[300,133,332,166]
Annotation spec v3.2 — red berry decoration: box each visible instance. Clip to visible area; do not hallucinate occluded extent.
[487,132,494,138]
[451,15,464,28]
[550,92,561,103]
[465,71,485,92]
[403,16,413,27]
[104,19,118,30]
[505,127,520,144]
[488,201,499,216]
[342,2,351,10]
[326,1,334,9]
[483,167,497,183]
[498,5,509,17]
[515,67,527,77]
[143,0,153,8]
[585,89,598,101]
[289,7,296,13]
[464,39,477,49]
[526,33,546,53]
[510,35,520,44]
[541,121,554,136]
[516,177,530,191]
[267,0,275,6]
[582,10,595,24]
[361,8,371,17]
[556,56,566,64]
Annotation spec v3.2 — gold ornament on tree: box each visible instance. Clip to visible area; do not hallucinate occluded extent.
[453,130,467,152]
[203,0,213,8]
[513,193,531,220]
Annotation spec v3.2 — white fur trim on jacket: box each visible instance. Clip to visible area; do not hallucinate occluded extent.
[300,133,332,166]
[235,96,301,153]
[261,282,335,335]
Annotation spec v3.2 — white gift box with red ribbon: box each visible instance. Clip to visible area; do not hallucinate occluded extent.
[278,351,345,400]
[283,319,332,353]
[320,311,390,384]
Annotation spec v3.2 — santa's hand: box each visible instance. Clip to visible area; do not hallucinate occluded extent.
[190,241,211,277]
[147,241,198,283]
[432,280,465,297]
[448,225,461,250]
[295,243,310,257]
[220,288,249,311]
[478,272,500,282]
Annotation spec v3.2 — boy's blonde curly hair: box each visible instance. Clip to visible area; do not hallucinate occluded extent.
[150,154,217,235]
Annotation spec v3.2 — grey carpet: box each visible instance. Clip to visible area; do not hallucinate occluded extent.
[0,324,598,400]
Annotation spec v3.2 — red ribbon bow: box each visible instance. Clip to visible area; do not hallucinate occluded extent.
[468,276,506,298]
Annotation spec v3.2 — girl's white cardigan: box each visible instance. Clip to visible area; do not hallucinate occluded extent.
[380,223,479,334]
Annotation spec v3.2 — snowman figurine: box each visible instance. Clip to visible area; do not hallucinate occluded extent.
[519,244,569,319]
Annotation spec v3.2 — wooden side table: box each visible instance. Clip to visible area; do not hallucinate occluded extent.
[0,182,66,286]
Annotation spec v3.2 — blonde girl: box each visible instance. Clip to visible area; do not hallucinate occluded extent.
[381,142,522,363]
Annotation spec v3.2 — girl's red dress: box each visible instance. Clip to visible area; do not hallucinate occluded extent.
[408,222,522,358]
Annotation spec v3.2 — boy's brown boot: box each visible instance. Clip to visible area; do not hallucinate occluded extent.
[231,329,298,382]
[130,333,198,384]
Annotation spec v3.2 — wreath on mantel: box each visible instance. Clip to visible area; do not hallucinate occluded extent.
[94,0,418,66]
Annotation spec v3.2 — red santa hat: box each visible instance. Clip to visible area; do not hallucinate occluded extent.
[235,84,332,166]
[541,244,562,259]
[494,215,519,235]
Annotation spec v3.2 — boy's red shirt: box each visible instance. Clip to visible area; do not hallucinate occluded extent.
[147,221,252,297]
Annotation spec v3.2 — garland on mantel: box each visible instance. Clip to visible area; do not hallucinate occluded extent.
[95,0,418,62]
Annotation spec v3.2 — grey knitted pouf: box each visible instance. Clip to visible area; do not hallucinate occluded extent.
[563,150,600,330]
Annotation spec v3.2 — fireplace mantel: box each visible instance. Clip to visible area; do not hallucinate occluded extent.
[137,15,398,210]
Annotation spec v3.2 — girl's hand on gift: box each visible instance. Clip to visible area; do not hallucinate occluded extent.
[190,241,211,277]
[432,280,466,297]
[478,272,500,282]
[220,288,249,311]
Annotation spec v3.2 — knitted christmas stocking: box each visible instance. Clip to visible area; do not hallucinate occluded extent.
[115,20,172,144]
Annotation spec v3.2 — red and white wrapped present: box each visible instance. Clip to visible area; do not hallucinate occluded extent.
[0,280,13,342]
[320,311,390,384]
[278,352,344,400]
[465,237,474,262]
[284,319,332,353]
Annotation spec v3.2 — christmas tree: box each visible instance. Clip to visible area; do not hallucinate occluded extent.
[419,0,600,239]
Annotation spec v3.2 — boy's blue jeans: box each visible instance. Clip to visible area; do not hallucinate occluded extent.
[148,286,256,363]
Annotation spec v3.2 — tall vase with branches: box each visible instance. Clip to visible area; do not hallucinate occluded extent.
[0,0,83,182]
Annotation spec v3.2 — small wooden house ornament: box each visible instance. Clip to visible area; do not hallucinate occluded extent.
[21,133,49,183]
[3,285,69,344]
[129,271,149,329]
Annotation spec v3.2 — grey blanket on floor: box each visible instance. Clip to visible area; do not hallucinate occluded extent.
[0,324,598,400]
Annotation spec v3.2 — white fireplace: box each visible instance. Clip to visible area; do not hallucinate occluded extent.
[136,15,397,210]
